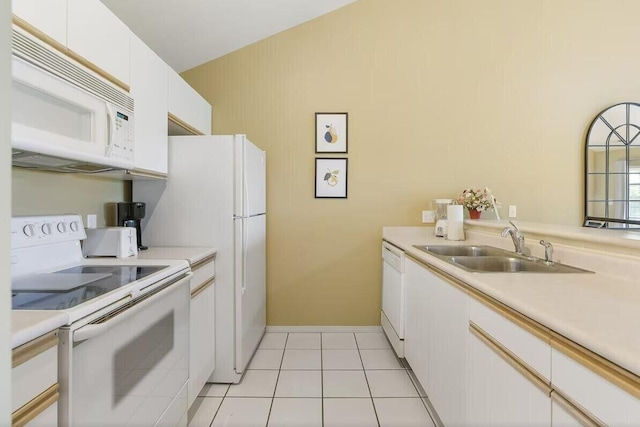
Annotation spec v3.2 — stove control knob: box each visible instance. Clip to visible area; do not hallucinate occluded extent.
[22,224,35,237]
[69,221,80,232]
[57,222,67,233]
[41,223,53,235]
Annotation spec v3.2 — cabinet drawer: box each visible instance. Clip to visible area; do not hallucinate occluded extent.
[470,296,551,382]
[16,391,58,427]
[12,332,58,413]
[190,256,215,293]
[552,346,640,424]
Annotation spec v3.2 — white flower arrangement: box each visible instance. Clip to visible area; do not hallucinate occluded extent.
[456,187,498,212]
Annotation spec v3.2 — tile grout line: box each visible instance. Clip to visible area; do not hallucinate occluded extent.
[264,333,289,427]
[404,365,438,427]
[207,384,229,427]
[354,333,382,427]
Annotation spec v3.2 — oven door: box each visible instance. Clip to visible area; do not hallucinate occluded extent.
[59,273,191,427]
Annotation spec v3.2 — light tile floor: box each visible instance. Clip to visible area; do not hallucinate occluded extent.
[188,331,436,427]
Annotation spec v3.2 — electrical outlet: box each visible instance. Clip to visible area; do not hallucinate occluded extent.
[86,214,97,229]
[508,205,517,218]
[422,210,435,223]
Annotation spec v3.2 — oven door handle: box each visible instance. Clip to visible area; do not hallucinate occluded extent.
[73,273,192,343]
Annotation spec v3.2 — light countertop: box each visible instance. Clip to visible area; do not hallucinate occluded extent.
[12,311,68,349]
[135,247,216,266]
[11,247,215,349]
[383,226,640,377]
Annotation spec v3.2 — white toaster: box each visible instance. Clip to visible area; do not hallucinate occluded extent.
[83,227,138,258]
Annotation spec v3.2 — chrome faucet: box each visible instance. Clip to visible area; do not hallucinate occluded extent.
[501,221,526,255]
[539,240,554,264]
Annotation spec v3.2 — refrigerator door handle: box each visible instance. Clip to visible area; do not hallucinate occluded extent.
[243,137,250,217]
[242,219,247,295]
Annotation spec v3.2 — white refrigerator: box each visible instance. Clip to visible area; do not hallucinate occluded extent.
[134,134,266,384]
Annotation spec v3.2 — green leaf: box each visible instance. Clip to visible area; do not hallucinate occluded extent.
[332,170,340,174]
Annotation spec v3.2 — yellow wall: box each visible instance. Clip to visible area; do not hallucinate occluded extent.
[182,0,640,326]
[12,168,129,226]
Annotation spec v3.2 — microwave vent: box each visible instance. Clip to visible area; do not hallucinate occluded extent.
[12,28,134,112]
[12,150,114,173]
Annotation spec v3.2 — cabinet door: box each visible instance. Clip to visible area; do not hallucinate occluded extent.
[189,281,215,408]
[130,34,168,174]
[167,66,212,135]
[67,0,130,87]
[404,258,429,392]
[551,394,596,427]
[424,268,469,426]
[469,327,552,425]
[12,0,67,46]
[552,347,640,424]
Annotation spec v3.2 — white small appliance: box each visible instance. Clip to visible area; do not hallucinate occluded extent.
[11,26,134,172]
[381,241,405,357]
[135,134,266,383]
[11,215,191,426]
[434,198,453,237]
[446,205,465,241]
[82,227,138,258]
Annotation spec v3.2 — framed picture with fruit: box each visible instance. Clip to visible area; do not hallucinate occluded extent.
[315,158,348,198]
[315,112,348,153]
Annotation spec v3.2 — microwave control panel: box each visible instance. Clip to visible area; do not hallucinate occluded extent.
[109,109,134,162]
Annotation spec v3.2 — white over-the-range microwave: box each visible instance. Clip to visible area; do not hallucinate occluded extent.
[11,26,135,173]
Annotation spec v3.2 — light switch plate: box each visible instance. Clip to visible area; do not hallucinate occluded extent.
[508,205,517,218]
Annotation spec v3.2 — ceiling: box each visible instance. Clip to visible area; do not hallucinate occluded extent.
[101,0,357,73]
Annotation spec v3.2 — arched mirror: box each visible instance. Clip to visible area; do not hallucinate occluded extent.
[585,102,640,229]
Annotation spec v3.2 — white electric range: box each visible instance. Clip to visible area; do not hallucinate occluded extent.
[11,215,192,427]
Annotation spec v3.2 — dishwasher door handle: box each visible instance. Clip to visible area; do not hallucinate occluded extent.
[73,273,192,343]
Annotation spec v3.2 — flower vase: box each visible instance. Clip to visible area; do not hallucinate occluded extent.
[468,209,481,220]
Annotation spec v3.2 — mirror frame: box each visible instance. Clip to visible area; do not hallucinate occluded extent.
[584,102,640,229]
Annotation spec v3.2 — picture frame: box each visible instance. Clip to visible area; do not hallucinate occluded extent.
[315,158,348,199]
[315,112,348,153]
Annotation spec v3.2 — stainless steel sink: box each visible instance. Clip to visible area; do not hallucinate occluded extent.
[413,245,512,257]
[448,256,592,273]
[413,245,593,274]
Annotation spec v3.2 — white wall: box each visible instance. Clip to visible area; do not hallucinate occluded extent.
[0,1,11,424]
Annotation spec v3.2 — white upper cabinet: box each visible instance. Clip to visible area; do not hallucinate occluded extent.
[130,34,168,175]
[167,66,211,135]
[67,0,130,88]
[12,0,67,46]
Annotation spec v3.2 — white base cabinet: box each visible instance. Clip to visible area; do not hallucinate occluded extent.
[398,244,640,427]
[552,346,640,425]
[469,325,552,425]
[188,258,216,408]
[404,258,429,392]
[404,258,468,426]
[12,332,59,427]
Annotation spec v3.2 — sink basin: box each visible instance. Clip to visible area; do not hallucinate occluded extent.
[412,244,593,273]
[449,256,593,274]
[414,245,512,257]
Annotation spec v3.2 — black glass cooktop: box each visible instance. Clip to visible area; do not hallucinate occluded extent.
[12,265,168,310]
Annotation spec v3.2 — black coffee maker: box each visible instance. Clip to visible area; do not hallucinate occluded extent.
[117,202,148,250]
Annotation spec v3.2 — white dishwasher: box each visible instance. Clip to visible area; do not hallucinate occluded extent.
[381,241,405,357]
